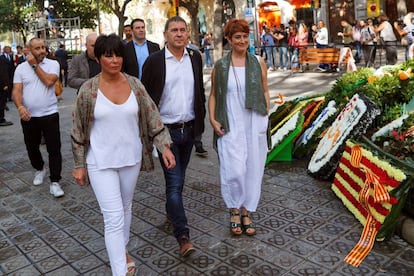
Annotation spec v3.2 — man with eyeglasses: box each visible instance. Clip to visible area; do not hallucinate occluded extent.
[141,16,206,258]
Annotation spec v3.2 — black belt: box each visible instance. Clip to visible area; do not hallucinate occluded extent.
[165,120,194,129]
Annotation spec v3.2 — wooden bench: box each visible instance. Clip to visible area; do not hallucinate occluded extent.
[298,47,349,72]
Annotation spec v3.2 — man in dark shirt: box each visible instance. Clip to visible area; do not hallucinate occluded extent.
[68,33,101,91]
[273,24,289,70]
[54,44,69,86]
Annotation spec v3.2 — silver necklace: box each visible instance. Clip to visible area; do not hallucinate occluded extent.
[230,57,242,93]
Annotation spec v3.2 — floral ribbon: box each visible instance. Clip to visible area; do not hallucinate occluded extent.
[344,145,391,267]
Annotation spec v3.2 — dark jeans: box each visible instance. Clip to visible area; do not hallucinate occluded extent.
[60,66,68,85]
[159,125,194,240]
[21,112,62,182]
[316,43,329,69]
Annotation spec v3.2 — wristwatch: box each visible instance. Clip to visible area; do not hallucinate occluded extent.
[31,64,38,70]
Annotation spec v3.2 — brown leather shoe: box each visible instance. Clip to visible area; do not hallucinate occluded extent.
[178,236,195,257]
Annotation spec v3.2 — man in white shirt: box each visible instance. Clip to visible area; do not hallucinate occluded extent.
[141,16,206,258]
[12,37,64,198]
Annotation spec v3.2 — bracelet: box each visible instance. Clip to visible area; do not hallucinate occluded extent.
[18,106,25,111]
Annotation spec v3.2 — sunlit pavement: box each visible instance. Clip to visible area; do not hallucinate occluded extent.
[0,65,413,274]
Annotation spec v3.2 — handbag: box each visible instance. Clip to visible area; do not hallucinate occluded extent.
[55,80,63,96]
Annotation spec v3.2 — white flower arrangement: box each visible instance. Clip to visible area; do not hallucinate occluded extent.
[371,114,409,141]
[295,100,337,148]
[270,111,300,151]
[308,94,368,173]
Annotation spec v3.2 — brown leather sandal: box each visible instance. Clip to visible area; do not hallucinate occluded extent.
[241,213,256,236]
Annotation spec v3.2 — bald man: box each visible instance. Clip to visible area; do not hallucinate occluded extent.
[68,33,101,91]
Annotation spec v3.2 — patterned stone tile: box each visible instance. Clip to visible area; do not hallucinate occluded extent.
[397,247,414,263]
[72,229,101,244]
[308,249,343,270]
[302,230,337,247]
[41,230,70,244]
[44,264,79,275]
[35,255,68,274]
[148,252,180,273]
[0,216,20,231]
[3,265,41,276]
[25,246,56,262]
[63,222,91,236]
[280,223,313,239]
[140,227,169,244]
[205,262,244,275]
[54,215,80,228]
[84,237,106,253]
[0,238,12,250]
[160,263,202,275]
[134,244,162,260]
[379,260,414,275]
[268,249,304,270]
[265,231,294,249]
[207,242,239,261]
[11,231,36,244]
[50,237,81,253]
[187,252,221,271]
[17,237,46,253]
[226,253,261,272]
[247,261,287,276]
[60,245,90,262]
[259,216,289,231]
[336,263,384,275]
[286,240,320,259]
[82,264,112,276]
[0,255,31,274]
[289,260,331,276]
[72,254,104,273]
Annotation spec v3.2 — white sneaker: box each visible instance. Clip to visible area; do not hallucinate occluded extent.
[33,169,46,185]
[50,182,64,198]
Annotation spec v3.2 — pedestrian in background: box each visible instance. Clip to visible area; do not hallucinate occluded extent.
[71,34,175,276]
[54,44,68,87]
[374,14,397,65]
[141,16,206,257]
[122,24,133,44]
[208,18,270,236]
[360,19,376,67]
[0,57,12,126]
[202,32,213,68]
[314,20,329,71]
[12,37,64,197]
[393,12,414,61]
[68,33,101,92]
[1,46,15,102]
[123,18,160,80]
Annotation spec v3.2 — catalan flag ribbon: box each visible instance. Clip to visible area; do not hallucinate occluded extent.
[332,140,407,267]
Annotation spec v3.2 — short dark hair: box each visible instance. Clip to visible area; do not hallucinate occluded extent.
[164,16,187,32]
[94,33,124,61]
[131,18,145,29]
[124,24,131,28]
[59,44,64,48]
[224,18,249,38]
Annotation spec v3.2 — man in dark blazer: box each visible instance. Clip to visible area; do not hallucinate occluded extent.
[0,57,12,126]
[1,46,15,102]
[123,18,160,79]
[141,16,206,258]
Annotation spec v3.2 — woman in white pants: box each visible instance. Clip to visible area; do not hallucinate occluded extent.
[71,34,175,276]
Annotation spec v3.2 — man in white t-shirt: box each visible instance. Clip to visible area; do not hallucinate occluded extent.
[12,37,64,198]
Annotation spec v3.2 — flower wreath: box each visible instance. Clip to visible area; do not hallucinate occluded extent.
[308,94,381,180]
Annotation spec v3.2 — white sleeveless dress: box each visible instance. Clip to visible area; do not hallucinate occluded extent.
[217,64,268,211]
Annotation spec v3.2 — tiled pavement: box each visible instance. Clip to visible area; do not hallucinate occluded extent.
[1,71,414,275]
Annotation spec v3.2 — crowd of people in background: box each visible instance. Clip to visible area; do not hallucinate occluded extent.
[259,12,414,73]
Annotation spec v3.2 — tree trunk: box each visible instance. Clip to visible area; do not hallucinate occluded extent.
[213,0,224,60]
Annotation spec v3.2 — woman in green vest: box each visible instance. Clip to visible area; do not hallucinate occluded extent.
[208,18,270,236]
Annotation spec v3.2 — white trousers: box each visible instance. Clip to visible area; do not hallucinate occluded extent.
[88,163,141,276]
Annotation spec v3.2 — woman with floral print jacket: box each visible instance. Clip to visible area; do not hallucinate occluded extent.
[71,34,175,276]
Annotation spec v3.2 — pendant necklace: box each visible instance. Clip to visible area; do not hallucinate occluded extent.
[230,56,242,94]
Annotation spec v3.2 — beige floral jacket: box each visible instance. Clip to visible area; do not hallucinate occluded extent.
[71,73,172,172]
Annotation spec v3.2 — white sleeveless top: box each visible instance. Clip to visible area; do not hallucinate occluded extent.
[380,21,397,42]
[86,89,142,169]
